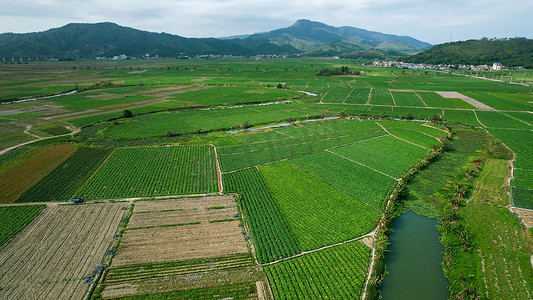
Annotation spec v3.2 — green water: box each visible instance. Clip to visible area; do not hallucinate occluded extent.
[380,210,449,299]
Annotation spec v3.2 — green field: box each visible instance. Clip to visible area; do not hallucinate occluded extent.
[223,168,300,263]
[76,145,217,199]
[260,161,379,251]
[0,58,532,300]
[16,147,112,202]
[265,241,372,299]
[0,205,45,246]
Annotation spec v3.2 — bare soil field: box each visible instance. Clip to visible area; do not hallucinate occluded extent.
[112,196,247,266]
[0,203,125,299]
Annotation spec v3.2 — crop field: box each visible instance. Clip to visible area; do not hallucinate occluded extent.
[98,253,263,299]
[370,88,394,105]
[265,241,372,299]
[75,145,217,200]
[0,205,45,246]
[0,58,532,299]
[260,161,379,251]
[16,147,112,202]
[0,203,125,300]
[331,135,429,179]
[0,144,77,203]
[112,196,247,266]
[418,91,474,109]
[169,86,300,106]
[391,91,426,107]
[223,168,300,264]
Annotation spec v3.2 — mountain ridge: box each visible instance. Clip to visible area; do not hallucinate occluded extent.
[0,20,430,58]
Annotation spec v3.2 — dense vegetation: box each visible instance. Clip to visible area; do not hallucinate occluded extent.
[404,38,533,68]
[0,205,45,246]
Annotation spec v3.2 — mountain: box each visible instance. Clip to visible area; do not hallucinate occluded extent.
[0,22,294,58]
[0,20,431,58]
[403,38,533,68]
[247,19,431,54]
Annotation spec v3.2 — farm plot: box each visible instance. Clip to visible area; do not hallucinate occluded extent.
[16,147,112,203]
[75,145,217,200]
[344,86,372,104]
[0,143,77,203]
[391,91,426,107]
[112,196,248,266]
[463,92,533,111]
[377,121,444,149]
[218,129,386,172]
[442,109,484,127]
[370,88,394,105]
[476,111,532,129]
[265,241,371,299]
[331,135,429,179]
[0,203,125,300]
[224,168,300,263]
[289,151,395,210]
[418,91,475,109]
[98,253,263,299]
[0,205,45,246]
[169,86,300,106]
[321,87,353,103]
[259,161,380,251]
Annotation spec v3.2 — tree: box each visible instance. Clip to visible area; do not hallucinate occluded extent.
[123,110,133,118]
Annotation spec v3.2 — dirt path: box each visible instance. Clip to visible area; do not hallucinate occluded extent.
[376,122,429,150]
[23,125,41,139]
[210,144,224,193]
[262,228,378,267]
[0,127,80,156]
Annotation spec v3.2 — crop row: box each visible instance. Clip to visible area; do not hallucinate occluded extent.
[16,147,112,203]
[265,241,371,299]
[76,145,217,200]
[391,91,426,107]
[259,161,379,251]
[0,205,45,246]
[219,130,386,172]
[370,88,394,105]
[169,86,299,106]
[223,168,300,263]
[289,151,395,210]
[331,135,429,179]
[0,144,77,203]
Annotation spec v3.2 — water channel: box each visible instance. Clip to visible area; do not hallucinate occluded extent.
[380,210,449,299]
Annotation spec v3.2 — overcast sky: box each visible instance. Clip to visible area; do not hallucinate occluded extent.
[1,0,531,44]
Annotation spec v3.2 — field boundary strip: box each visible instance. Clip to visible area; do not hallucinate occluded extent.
[376,122,430,150]
[219,130,383,155]
[343,88,356,103]
[502,112,532,127]
[415,92,429,107]
[221,133,390,175]
[71,147,116,198]
[366,88,374,105]
[325,149,398,181]
[287,161,383,212]
[210,144,223,193]
[261,228,377,267]
[473,110,488,127]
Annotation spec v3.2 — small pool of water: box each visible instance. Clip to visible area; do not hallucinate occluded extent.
[380,210,449,299]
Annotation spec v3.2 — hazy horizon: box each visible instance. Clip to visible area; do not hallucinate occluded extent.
[1,0,532,44]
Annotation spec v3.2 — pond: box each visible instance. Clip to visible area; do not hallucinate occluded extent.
[380,210,449,299]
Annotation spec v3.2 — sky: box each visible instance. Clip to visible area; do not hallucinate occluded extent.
[1,0,531,44]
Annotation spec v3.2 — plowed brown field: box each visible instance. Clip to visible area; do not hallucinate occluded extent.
[112,196,247,266]
[0,203,125,299]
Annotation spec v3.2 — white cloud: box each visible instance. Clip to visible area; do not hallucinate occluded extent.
[0,0,531,43]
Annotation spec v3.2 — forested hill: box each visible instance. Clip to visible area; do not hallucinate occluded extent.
[0,20,431,59]
[403,38,533,68]
[0,22,298,57]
